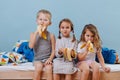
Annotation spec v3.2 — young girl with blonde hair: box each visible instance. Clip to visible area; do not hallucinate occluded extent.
[77,24,110,80]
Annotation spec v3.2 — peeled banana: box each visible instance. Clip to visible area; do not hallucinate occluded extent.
[80,41,94,53]
[63,48,77,61]
[63,48,67,60]
[38,25,47,39]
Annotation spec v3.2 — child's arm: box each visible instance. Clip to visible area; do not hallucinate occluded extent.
[97,49,110,73]
[55,39,64,58]
[29,30,38,49]
[77,43,89,61]
[45,33,55,65]
[48,33,56,61]
[77,50,88,61]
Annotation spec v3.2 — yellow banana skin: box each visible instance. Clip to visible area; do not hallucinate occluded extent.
[80,41,94,53]
[80,43,86,49]
[41,31,47,40]
[63,48,77,61]
[63,48,67,60]
[66,48,72,61]
[38,25,47,40]
[88,42,94,53]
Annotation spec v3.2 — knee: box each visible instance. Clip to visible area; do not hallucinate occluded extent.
[45,64,52,71]
[35,64,43,72]
[93,66,100,73]
[82,68,90,75]
[83,69,90,75]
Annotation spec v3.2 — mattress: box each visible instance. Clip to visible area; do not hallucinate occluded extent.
[0,63,120,80]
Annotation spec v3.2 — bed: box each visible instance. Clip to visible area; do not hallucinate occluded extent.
[0,62,120,80]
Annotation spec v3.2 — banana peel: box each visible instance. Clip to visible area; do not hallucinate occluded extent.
[63,48,67,60]
[63,48,77,61]
[38,25,47,40]
[80,41,94,53]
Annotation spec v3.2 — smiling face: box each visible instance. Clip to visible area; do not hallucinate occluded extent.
[60,21,71,37]
[84,29,94,43]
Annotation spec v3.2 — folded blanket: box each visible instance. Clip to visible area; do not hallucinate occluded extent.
[14,42,34,62]
[95,47,116,64]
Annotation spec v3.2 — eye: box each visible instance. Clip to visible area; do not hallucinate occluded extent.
[91,35,94,38]
[61,26,64,29]
[44,19,48,21]
[66,26,70,29]
[39,18,42,21]
[86,35,90,37]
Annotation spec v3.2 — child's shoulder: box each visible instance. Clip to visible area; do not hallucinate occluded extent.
[48,31,55,37]
[78,41,85,46]
[78,41,84,44]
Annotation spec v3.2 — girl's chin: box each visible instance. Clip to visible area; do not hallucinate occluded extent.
[63,35,70,37]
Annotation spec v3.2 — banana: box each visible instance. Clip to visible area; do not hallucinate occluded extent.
[63,48,67,60]
[80,41,94,53]
[71,49,77,58]
[80,43,86,49]
[63,48,77,61]
[41,31,47,39]
[88,42,94,53]
[38,25,47,39]
[66,48,72,61]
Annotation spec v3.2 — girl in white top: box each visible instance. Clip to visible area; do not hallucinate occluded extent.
[77,24,110,80]
[53,18,78,80]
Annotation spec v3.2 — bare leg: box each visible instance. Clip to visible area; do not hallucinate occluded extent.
[65,74,72,80]
[53,73,60,80]
[33,61,43,80]
[90,61,100,80]
[45,64,53,80]
[78,62,89,80]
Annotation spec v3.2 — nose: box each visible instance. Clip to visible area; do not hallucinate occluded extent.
[88,37,92,41]
[41,20,44,25]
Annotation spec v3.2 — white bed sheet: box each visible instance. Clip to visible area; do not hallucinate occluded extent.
[105,64,120,72]
[0,63,120,72]
[0,62,34,71]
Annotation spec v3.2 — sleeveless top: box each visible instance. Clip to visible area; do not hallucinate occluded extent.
[33,31,52,61]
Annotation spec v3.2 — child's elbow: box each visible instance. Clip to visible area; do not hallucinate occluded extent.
[77,55,82,61]
[29,43,34,49]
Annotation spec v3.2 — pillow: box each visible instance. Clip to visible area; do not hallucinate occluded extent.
[12,40,29,52]
[0,52,27,66]
[0,52,9,65]
[12,40,34,62]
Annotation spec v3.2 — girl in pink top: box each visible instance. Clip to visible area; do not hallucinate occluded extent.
[77,24,110,80]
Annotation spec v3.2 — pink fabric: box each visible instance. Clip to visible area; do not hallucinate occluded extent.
[76,60,94,67]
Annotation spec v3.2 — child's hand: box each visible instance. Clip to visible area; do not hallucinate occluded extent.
[102,66,111,73]
[84,46,89,54]
[45,58,52,65]
[58,48,64,55]
[37,26,41,35]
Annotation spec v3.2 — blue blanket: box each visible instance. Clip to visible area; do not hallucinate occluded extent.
[13,42,34,62]
[95,47,116,64]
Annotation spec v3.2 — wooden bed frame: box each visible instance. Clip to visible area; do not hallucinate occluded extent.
[0,64,120,80]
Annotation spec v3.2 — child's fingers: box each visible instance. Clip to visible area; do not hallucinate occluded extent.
[104,67,110,73]
[45,61,52,65]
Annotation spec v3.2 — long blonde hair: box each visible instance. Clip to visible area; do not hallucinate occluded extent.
[80,24,102,49]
